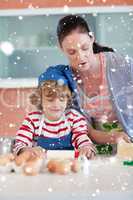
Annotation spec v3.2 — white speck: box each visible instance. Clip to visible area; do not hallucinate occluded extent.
[109,157,116,163]
[92,193,96,197]
[0,176,6,182]
[69,178,74,182]
[48,187,53,192]
[125,55,130,63]
[111,68,116,72]
[63,5,69,13]
[127,105,133,109]
[99,85,104,89]
[86,0,94,5]
[18,16,23,20]
[100,115,108,123]
[17,56,21,60]
[77,79,82,84]
[96,189,100,194]
[129,12,133,16]
[9,123,16,128]
[121,186,126,191]
[28,4,34,9]
[0,41,14,56]
[77,43,81,48]
[110,87,113,91]
[92,13,97,17]
[89,31,93,37]
[95,178,99,183]
[57,79,65,86]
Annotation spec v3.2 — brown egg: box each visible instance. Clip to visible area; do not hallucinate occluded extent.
[71,159,81,173]
[55,160,71,175]
[47,159,60,173]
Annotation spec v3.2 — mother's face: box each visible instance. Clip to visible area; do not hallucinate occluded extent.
[61,31,94,72]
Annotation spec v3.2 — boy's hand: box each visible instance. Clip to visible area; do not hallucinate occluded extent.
[79,144,96,159]
[18,146,45,158]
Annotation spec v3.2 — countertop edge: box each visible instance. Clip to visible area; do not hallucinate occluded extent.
[0,78,37,88]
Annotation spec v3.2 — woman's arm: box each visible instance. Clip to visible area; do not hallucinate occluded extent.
[89,126,131,144]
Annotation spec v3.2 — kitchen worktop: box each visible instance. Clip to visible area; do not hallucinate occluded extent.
[0,156,133,200]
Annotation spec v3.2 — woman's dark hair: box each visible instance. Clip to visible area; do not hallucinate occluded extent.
[57,14,114,53]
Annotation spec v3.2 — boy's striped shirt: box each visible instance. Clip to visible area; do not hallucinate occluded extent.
[13,109,92,154]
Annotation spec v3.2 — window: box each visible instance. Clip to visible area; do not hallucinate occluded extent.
[0,12,132,79]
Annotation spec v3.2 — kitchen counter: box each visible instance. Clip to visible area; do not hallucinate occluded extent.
[0,156,133,200]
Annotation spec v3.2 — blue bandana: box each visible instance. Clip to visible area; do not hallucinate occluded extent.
[38,64,77,92]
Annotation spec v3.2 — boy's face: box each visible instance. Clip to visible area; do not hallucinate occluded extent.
[42,92,68,121]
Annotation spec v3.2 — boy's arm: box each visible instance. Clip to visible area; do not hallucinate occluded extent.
[71,110,93,149]
[13,115,35,155]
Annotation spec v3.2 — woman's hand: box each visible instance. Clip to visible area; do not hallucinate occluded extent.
[79,144,96,159]
[110,131,131,143]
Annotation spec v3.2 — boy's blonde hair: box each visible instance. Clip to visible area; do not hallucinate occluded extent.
[29,80,72,110]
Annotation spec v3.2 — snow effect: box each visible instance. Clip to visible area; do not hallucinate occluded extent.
[0,5,132,199]
[0,41,14,56]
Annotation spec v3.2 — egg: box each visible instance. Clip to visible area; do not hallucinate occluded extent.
[47,159,60,173]
[47,159,71,175]
[55,160,71,175]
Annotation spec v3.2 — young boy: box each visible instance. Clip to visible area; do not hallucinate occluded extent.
[13,65,95,159]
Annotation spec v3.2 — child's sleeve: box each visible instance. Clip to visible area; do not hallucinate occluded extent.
[13,114,35,155]
[71,110,93,149]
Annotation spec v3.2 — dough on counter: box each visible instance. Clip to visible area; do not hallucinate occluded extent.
[117,140,133,160]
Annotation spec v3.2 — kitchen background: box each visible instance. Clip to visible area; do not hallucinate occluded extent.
[0,0,133,137]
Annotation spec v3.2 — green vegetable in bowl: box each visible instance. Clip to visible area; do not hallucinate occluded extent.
[95,121,123,155]
[101,122,123,132]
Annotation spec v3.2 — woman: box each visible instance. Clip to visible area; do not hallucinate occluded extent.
[43,14,133,144]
